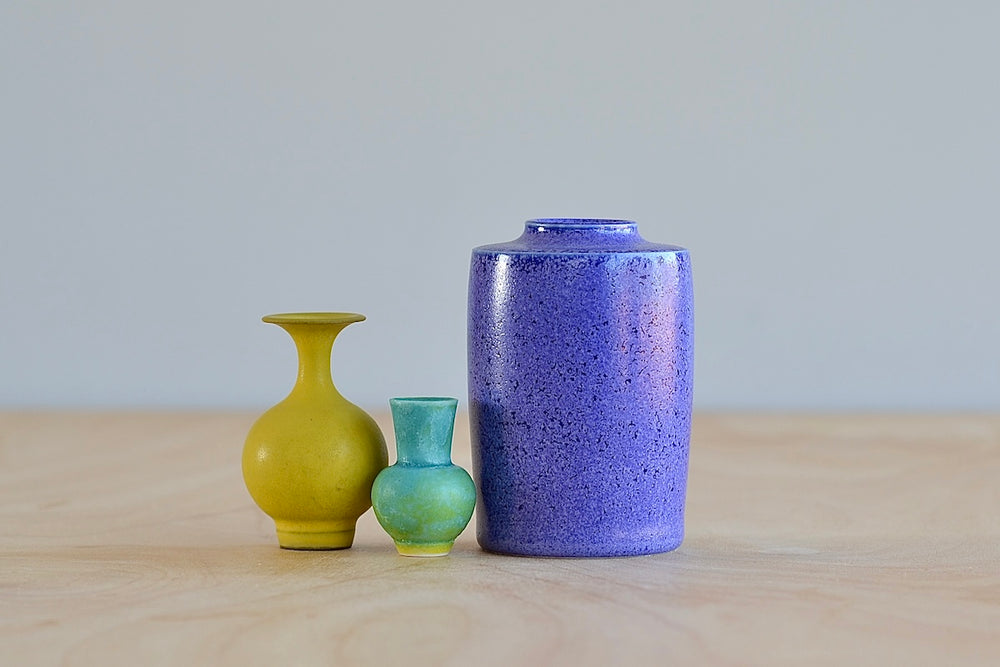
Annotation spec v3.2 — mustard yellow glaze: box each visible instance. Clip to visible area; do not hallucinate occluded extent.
[242,313,387,550]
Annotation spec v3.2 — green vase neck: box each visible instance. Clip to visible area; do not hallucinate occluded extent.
[389,398,459,466]
[263,313,365,399]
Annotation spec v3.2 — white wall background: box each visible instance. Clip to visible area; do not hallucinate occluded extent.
[1,2,997,411]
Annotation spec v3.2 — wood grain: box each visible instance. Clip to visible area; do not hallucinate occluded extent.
[1,412,998,665]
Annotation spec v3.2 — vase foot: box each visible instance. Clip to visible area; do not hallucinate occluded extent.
[394,541,455,557]
[274,521,356,550]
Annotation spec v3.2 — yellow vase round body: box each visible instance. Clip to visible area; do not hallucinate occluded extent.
[242,312,387,550]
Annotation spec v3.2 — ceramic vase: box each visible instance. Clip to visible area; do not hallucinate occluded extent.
[371,397,476,557]
[468,219,694,557]
[242,312,387,550]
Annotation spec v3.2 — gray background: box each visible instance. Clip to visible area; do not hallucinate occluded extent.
[2,2,997,411]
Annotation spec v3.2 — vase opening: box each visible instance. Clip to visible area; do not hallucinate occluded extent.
[262,312,365,325]
[526,218,637,233]
[390,397,459,406]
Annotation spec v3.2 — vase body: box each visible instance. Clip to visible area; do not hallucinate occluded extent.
[372,397,476,557]
[242,312,388,550]
[468,219,694,557]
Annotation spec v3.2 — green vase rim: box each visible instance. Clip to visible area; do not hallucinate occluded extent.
[262,312,366,325]
[389,397,459,405]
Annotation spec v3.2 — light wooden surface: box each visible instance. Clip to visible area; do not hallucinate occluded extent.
[1,412,998,665]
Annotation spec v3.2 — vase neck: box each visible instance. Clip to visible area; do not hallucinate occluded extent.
[270,322,353,398]
[516,218,645,251]
[263,313,364,399]
[390,398,458,466]
[524,218,637,238]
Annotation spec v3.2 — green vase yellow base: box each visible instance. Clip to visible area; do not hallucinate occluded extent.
[393,541,456,557]
[242,313,388,551]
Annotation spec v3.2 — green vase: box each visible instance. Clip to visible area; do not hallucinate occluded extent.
[372,397,476,557]
[242,312,388,550]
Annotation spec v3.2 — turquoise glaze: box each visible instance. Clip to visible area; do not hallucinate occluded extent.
[372,398,476,557]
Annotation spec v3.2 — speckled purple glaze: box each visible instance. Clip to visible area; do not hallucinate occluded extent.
[468,219,693,557]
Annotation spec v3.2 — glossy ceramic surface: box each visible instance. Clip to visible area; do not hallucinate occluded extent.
[468,219,694,557]
[372,397,476,557]
[242,312,387,549]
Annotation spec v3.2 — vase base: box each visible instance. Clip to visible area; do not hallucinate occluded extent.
[275,522,356,550]
[394,541,455,557]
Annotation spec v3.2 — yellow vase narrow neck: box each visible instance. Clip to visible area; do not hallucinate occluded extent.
[262,313,365,398]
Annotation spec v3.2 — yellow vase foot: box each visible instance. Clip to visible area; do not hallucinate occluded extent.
[275,523,356,550]
[394,541,455,557]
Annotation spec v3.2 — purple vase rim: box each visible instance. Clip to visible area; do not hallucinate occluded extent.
[526,218,637,232]
[472,218,685,255]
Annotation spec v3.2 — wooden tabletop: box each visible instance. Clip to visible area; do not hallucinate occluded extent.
[2,412,998,665]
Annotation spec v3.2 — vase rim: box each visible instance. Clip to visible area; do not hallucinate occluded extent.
[262,312,366,325]
[527,218,636,229]
[390,396,459,405]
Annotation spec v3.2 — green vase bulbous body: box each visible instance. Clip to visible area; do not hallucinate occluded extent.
[372,398,476,557]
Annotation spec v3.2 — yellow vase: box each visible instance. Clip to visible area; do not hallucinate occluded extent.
[242,312,387,550]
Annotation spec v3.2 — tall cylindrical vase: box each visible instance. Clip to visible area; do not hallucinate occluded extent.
[468,219,694,557]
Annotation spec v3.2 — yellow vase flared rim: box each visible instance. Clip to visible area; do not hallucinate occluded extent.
[262,312,366,325]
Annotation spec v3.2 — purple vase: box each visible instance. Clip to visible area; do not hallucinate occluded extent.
[467,219,693,557]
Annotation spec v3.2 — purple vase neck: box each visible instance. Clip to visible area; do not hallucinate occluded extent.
[474,218,685,255]
[526,218,637,232]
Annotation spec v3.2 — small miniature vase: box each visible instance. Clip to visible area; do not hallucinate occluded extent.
[242,312,387,550]
[372,397,476,557]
